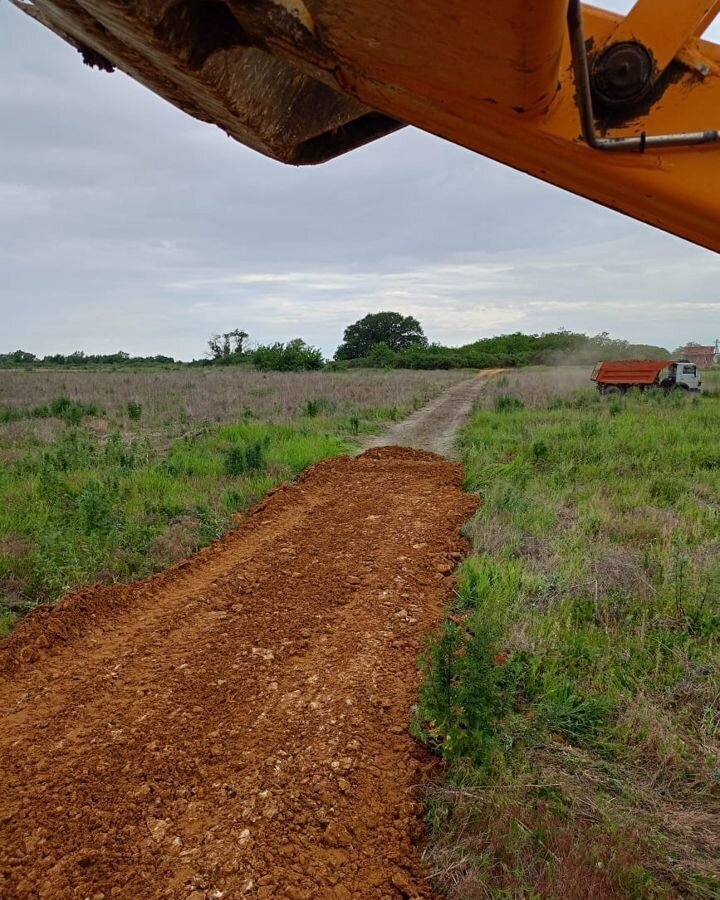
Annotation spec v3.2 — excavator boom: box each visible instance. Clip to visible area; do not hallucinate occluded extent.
[11,0,720,251]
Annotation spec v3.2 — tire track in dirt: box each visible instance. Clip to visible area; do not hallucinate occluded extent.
[1,448,478,899]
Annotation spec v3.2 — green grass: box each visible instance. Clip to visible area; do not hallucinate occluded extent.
[700,367,720,392]
[0,400,407,628]
[417,388,720,898]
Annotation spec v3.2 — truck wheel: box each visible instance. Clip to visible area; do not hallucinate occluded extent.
[672,384,689,393]
[604,386,622,396]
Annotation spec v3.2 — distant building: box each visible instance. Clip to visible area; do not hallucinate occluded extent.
[681,345,716,367]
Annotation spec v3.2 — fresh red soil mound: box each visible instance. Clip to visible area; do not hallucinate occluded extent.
[1,447,477,899]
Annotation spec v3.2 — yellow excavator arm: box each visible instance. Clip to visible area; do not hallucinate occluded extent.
[12,0,720,251]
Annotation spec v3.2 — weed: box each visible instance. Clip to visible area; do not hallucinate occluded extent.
[244,440,265,472]
[537,677,613,744]
[0,407,23,424]
[127,400,142,420]
[531,439,550,462]
[0,609,17,638]
[224,445,247,477]
[49,395,100,424]
[494,394,525,412]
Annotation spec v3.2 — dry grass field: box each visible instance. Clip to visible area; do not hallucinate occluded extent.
[0,368,467,431]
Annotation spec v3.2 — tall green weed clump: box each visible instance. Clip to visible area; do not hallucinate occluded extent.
[416,558,522,766]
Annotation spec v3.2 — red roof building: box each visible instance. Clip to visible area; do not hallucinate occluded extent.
[681,345,716,367]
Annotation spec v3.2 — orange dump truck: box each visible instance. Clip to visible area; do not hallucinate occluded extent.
[592,360,702,395]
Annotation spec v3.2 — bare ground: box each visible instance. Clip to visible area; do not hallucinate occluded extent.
[362,370,504,456]
[0,448,478,899]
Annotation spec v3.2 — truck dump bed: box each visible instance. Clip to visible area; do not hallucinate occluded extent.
[592,361,673,385]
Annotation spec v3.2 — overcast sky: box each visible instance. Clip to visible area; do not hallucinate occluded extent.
[1,0,719,360]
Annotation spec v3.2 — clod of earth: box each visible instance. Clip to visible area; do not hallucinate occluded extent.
[0,447,477,899]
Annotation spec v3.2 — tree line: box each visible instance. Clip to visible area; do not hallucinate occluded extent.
[1,311,673,372]
[330,317,671,369]
[0,350,176,368]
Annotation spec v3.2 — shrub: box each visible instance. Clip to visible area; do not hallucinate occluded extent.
[49,395,100,424]
[127,400,142,420]
[244,440,265,472]
[75,481,113,535]
[531,439,549,462]
[46,429,97,471]
[417,610,516,766]
[223,441,266,476]
[252,339,323,371]
[49,395,72,417]
[367,342,397,367]
[224,445,247,476]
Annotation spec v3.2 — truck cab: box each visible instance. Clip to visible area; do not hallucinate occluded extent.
[666,361,702,392]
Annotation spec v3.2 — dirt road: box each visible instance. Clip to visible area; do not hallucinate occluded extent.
[1,448,477,899]
[363,370,503,456]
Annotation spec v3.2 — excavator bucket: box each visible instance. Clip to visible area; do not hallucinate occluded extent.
[10,0,720,251]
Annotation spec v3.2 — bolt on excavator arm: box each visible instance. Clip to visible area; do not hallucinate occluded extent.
[10,0,720,252]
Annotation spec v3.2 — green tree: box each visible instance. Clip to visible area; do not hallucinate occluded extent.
[252,338,323,371]
[6,350,37,365]
[207,329,249,363]
[334,312,427,360]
